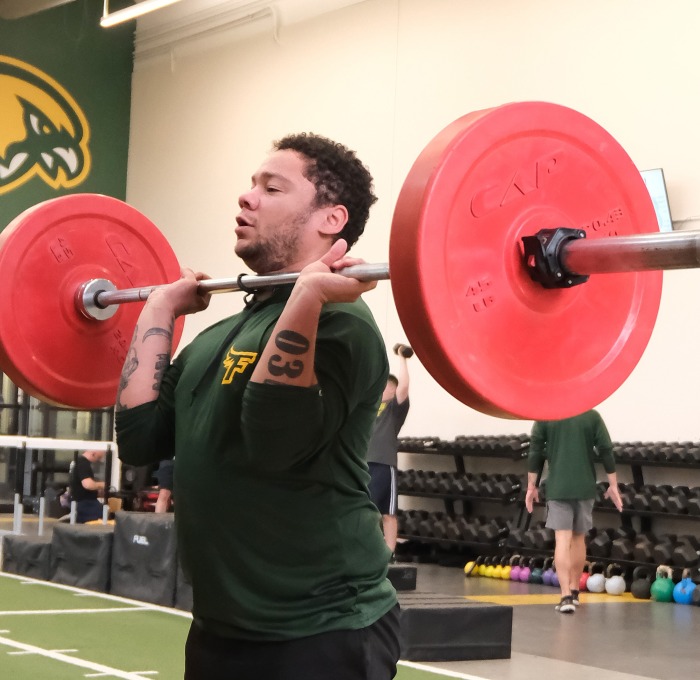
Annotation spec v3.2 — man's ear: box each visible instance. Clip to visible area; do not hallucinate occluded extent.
[319,204,348,236]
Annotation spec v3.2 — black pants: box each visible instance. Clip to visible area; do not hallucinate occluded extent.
[76,498,102,523]
[184,605,400,680]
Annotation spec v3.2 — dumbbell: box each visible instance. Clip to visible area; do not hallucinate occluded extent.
[687,488,700,516]
[423,471,446,494]
[412,470,432,493]
[666,491,689,515]
[477,518,509,543]
[446,516,471,542]
[393,343,414,358]
[402,509,430,536]
[684,446,700,464]
[651,535,680,565]
[671,536,700,568]
[588,528,616,558]
[618,483,636,507]
[397,469,415,492]
[610,534,636,561]
[432,515,454,541]
[505,527,525,549]
[631,486,653,512]
[481,474,506,497]
[649,485,675,513]
[632,533,658,563]
[451,473,474,495]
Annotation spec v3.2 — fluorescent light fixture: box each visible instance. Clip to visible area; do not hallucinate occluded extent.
[100,0,186,28]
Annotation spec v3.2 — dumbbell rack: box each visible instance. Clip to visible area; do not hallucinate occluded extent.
[396,435,529,563]
[397,436,700,576]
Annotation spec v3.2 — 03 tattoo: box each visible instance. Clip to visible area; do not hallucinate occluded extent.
[266,329,310,380]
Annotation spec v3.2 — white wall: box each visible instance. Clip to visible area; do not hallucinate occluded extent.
[126,0,700,443]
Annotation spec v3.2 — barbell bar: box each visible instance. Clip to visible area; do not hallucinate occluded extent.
[0,101,694,418]
[78,263,391,320]
[78,228,700,322]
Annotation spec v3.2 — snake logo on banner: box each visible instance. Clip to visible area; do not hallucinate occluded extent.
[0,55,91,195]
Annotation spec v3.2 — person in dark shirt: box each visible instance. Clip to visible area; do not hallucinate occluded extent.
[367,344,412,555]
[525,410,622,614]
[114,133,400,679]
[69,449,106,523]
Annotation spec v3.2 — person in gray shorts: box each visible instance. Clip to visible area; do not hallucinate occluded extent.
[525,410,623,614]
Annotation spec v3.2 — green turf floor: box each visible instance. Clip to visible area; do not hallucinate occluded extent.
[0,572,452,679]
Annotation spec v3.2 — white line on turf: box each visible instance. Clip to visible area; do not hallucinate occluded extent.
[0,607,152,616]
[1,572,192,618]
[0,635,157,679]
[398,660,490,680]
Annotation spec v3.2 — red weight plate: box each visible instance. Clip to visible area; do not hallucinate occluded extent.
[0,194,184,408]
[391,102,662,420]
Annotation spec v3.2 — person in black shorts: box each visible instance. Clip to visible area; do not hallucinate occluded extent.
[154,459,174,513]
[367,344,412,555]
[69,449,106,523]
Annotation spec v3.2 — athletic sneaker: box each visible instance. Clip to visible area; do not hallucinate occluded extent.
[555,596,576,613]
[571,590,580,606]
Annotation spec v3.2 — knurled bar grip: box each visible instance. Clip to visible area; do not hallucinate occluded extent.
[92,263,391,309]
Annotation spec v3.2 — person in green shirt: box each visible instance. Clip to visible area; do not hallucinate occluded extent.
[115,133,399,679]
[525,409,622,614]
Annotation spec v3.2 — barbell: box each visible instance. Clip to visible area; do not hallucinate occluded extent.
[0,101,695,418]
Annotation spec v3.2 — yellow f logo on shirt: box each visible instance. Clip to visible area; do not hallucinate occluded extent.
[222,347,258,385]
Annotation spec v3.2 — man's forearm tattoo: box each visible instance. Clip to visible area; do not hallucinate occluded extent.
[116,326,140,411]
[153,352,170,391]
[115,322,174,410]
[143,323,174,342]
[267,330,310,380]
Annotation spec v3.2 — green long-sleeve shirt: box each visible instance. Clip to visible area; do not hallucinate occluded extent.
[115,285,396,641]
[528,410,615,500]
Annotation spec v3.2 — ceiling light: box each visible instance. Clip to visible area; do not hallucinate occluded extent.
[100,0,186,28]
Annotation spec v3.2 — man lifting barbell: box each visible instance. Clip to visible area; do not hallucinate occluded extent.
[114,134,401,679]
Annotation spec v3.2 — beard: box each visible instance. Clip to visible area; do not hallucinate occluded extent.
[235,207,312,274]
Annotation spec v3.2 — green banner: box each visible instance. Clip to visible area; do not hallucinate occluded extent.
[0,0,134,230]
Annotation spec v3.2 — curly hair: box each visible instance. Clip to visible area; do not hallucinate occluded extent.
[272,133,377,250]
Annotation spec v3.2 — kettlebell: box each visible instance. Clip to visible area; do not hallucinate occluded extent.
[510,556,522,581]
[464,559,476,576]
[478,556,489,577]
[551,566,560,588]
[630,566,653,599]
[673,570,697,605]
[542,558,555,586]
[529,557,545,584]
[469,555,484,577]
[579,562,591,591]
[505,554,520,580]
[518,557,532,583]
[650,565,675,602]
[605,563,626,595]
[586,562,606,593]
[484,557,496,578]
[692,583,700,606]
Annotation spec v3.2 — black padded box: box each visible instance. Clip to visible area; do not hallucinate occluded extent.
[51,523,114,592]
[398,592,512,661]
[388,564,417,591]
[2,534,52,580]
[110,511,177,607]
